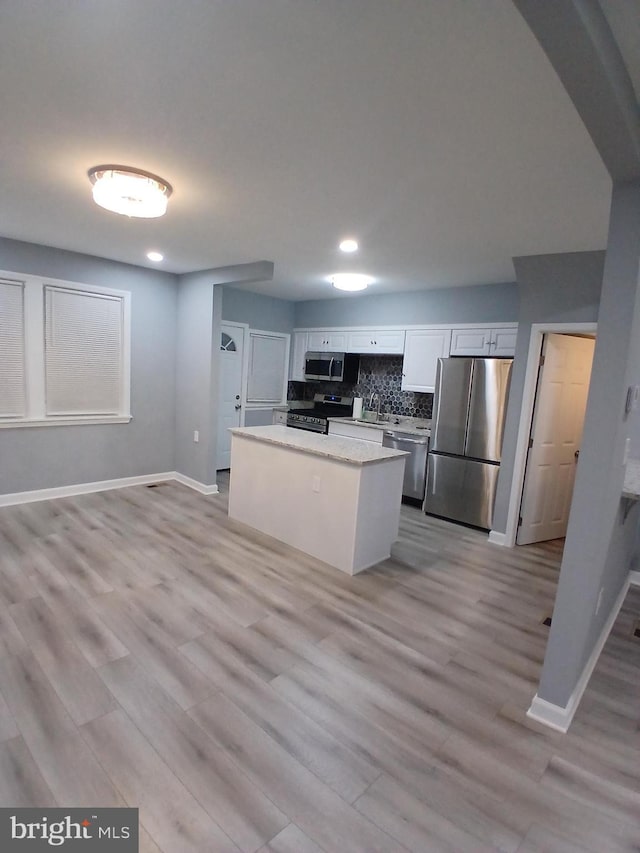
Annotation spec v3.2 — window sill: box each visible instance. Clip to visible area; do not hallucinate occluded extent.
[0,415,132,429]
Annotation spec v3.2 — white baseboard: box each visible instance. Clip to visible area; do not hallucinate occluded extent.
[629,571,640,587]
[0,471,218,507]
[527,576,630,733]
[488,530,510,547]
[172,473,219,495]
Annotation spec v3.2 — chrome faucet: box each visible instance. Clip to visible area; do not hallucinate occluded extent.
[369,390,381,420]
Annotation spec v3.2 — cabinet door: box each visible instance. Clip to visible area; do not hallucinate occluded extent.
[306,330,348,351]
[307,331,328,350]
[401,329,452,392]
[347,330,405,353]
[449,328,492,356]
[290,332,308,381]
[490,326,517,356]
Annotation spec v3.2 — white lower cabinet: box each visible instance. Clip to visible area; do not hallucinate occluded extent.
[328,421,383,444]
[401,329,452,393]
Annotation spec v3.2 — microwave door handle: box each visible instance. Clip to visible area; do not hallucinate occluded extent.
[329,356,334,378]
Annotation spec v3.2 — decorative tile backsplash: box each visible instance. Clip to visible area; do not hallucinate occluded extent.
[288,354,433,418]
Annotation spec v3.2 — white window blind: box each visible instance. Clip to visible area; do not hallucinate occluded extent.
[0,280,26,417]
[44,286,123,415]
[247,332,288,403]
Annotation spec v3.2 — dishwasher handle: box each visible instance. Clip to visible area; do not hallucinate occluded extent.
[383,431,428,445]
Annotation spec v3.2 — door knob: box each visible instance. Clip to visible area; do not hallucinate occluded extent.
[574,449,580,459]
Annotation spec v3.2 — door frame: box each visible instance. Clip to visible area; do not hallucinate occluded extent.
[498,321,597,548]
[218,320,249,434]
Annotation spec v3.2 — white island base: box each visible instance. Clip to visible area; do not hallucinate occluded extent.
[228,426,407,575]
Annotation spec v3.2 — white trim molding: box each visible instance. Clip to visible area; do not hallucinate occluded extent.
[629,571,640,587]
[487,530,508,546]
[172,472,219,495]
[0,471,219,507]
[527,576,629,732]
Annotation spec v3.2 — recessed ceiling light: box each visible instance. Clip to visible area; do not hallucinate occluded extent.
[339,238,359,253]
[88,165,172,218]
[329,273,373,292]
[146,251,164,262]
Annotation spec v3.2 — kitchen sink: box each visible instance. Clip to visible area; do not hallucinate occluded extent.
[355,415,389,424]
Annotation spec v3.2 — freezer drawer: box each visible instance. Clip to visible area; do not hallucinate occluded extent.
[425,453,500,530]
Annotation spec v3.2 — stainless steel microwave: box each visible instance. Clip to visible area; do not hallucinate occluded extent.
[304,352,359,383]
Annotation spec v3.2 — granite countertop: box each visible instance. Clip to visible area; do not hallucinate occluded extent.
[230,425,409,465]
[327,415,432,436]
[622,459,640,499]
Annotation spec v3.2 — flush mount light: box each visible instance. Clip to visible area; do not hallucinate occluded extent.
[88,165,172,218]
[339,238,359,253]
[146,251,164,262]
[329,273,373,292]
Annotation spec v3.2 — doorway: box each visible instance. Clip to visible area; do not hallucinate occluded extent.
[216,322,247,470]
[499,321,598,548]
[517,332,595,545]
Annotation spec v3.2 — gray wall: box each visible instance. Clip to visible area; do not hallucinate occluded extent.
[535,184,640,709]
[294,281,518,328]
[222,287,295,334]
[0,237,178,495]
[492,251,604,534]
[174,273,218,486]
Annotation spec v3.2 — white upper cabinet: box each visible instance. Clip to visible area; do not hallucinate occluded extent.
[449,325,517,357]
[401,329,452,392]
[290,331,308,381]
[490,326,518,356]
[346,329,405,354]
[307,330,348,351]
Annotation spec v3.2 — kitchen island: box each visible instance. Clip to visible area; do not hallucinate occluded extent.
[228,425,408,575]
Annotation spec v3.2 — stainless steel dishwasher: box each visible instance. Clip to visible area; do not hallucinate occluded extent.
[382,430,430,502]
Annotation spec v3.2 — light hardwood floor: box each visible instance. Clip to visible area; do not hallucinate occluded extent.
[0,478,638,852]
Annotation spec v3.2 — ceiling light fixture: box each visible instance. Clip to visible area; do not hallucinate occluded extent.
[329,273,373,292]
[88,165,173,218]
[339,238,359,253]
[146,251,164,262]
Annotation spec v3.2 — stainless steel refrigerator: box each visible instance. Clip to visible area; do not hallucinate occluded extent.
[425,357,512,529]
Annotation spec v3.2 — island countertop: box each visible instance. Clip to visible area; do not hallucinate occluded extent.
[229,425,409,465]
[327,416,431,436]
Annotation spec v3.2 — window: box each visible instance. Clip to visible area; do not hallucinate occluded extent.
[0,271,131,427]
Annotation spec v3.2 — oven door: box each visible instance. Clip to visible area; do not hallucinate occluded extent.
[286,414,327,433]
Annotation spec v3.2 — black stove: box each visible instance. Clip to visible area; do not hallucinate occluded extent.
[287,394,353,433]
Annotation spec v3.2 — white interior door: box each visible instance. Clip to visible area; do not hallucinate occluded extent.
[216,324,245,470]
[517,333,595,545]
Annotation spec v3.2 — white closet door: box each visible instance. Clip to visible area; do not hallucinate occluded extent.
[0,280,26,417]
[247,333,288,403]
[44,286,123,415]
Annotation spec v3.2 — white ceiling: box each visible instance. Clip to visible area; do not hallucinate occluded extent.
[0,0,617,301]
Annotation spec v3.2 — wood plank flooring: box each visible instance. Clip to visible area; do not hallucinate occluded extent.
[0,477,638,852]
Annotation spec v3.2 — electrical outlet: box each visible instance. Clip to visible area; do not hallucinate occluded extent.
[193,430,199,443]
[595,587,604,615]
[312,475,321,493]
